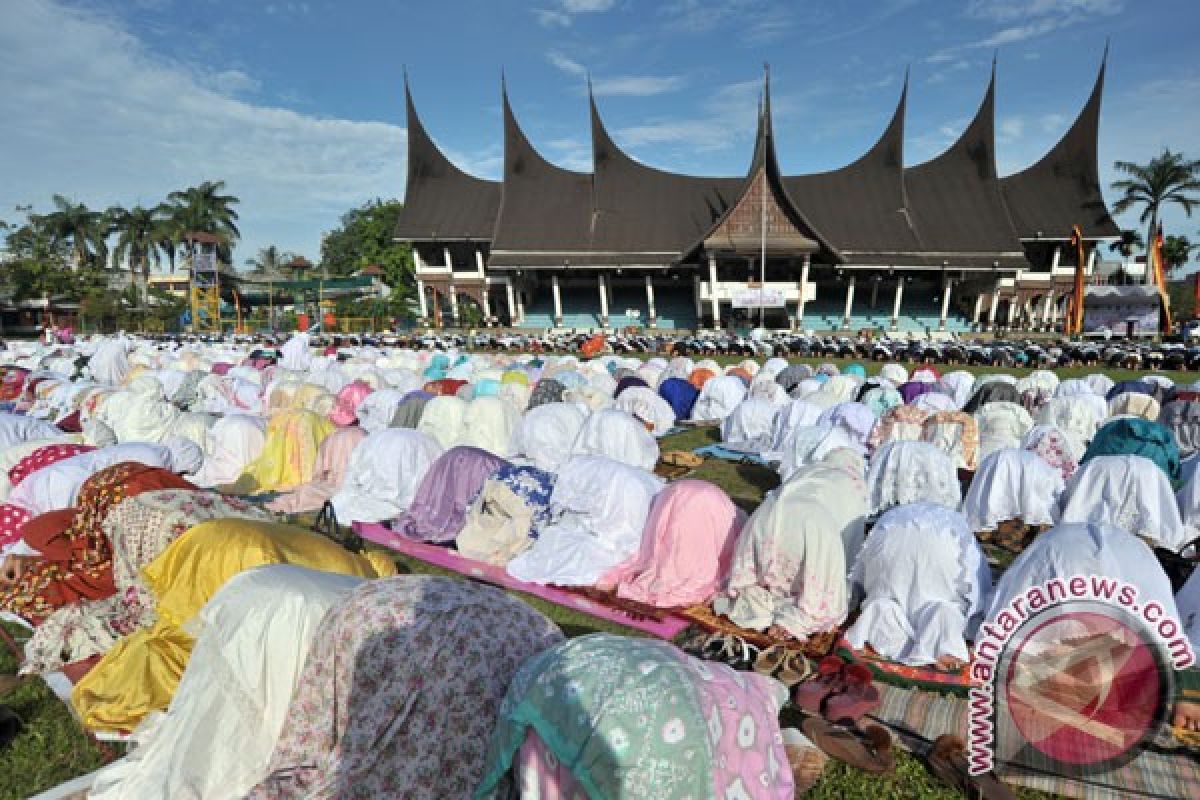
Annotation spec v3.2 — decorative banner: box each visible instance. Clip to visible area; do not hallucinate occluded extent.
[731,287,786,308]
[193,251,217,274]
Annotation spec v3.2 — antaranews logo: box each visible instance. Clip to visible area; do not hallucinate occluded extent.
[968,575,1195,777]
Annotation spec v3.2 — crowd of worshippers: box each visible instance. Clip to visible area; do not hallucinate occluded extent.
[0,331,1197,798]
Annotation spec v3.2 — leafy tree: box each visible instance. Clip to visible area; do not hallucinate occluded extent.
[319,198,415,319]
[1112,149,1200,281]
[110,204,167,288]
[244,244,294,275]
[1107,229,1144,258]
[36,194,110,270]
[163,180,241,263]
[1163,235,1196,274]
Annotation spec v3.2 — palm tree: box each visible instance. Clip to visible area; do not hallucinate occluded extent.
[110,205,166,290]
[164,180,241,265]
[1111,149,1200,283]
[1107,229,1144,259]
[36,194,110,270]
[1163,235,1196,275]
[244,245,294,275]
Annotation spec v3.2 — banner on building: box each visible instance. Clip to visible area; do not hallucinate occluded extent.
[731,287,786,308]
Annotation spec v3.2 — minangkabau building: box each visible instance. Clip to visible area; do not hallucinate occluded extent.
[395,54,1118,334]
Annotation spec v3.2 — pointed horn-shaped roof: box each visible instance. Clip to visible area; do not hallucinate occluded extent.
[693,68,843,262]
[393,77,501,241]
[782,70,921,257]
[1001,48,1118,238]
[902,64,1024,260]
[488,83,597,266]
[588,85,743,264]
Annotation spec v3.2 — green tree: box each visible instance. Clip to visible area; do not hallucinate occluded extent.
[319,198,414,318]
[1112,149,1200,282]
[244,244,295,274]
[1164,235,1196,275]
[1107,229,1144,258]
[36,194,110,270]
[110,204,167,289]
[163,180,241,263]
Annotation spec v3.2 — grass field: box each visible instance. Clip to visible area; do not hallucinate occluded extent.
[5,352,1178,798]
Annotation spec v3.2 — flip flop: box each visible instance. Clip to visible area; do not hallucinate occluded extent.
[782,728,828,793]
[0,705,22,750]
[793,655,845,714]
[823,663,881,724]
[926,734,1016,800]
[800,716,895,775]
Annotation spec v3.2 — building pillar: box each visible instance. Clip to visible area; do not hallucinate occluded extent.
[516,291,525,325]
[1041,290,1055,330]
[693,275,703,323]
[842,274,856,330]
[413,248,425,271]
[480,284,492,324]
[869,277,879,309]
[938,276,953,331]
[1005,294,1017,328]
[1050,245,1062,271]
[644,275,657,328]
[416,277,428,321]
[551,274,563,327]
[891,277,904,331]
[972,292,983,329]
[707,254,720,329]
[448,285,459,325]
[598,273,609,327]
[443,247,453,270]
[795,254,811,331]
[505,280,516,326]
[1087,245,1097,272]
[989,284,1001,330]
[475,248,486,276]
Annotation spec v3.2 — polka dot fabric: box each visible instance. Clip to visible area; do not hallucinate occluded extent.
[9,443,96,490]
[0,503,31,552]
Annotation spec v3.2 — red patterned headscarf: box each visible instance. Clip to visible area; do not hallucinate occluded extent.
[9,443,97,490]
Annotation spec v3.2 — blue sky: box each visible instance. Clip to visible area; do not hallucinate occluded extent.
[2,0,1198,270]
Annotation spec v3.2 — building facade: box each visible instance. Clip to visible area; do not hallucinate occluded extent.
[395,56,1119,334]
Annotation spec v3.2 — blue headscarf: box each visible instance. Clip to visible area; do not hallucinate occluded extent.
[658,378,700,421]
[1082,417,1181,484]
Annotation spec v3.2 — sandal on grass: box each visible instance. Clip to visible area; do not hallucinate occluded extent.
[782,728,828,794]
[799,716,894,775]
[926,734,1016,800]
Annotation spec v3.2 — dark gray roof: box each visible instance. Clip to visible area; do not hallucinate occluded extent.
[783,78,922,260]
[901,66,1024,260]
[1001,56,1119,240]
[393,81,501,242]
[589,94,742,265]
[488,86,597,267]
[400,57,1118,270]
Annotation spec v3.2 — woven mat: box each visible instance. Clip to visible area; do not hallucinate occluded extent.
[835,639,971,696]
[679,604,838,659]
[874,685,1200,799]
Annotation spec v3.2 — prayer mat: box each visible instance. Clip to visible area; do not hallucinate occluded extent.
[835,638,972,696]
[692,444,769,466]
[355,522,691,639]
[874,685,1200,799]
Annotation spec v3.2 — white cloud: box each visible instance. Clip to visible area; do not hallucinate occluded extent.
[535,0,616,27]
[593,75,686,96]
[547,51,587,76]
[0,0,404,263]
[660,0,796,43]
[965,0,1122,23]
[998,115,1025,144]
[561,0,615,11]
